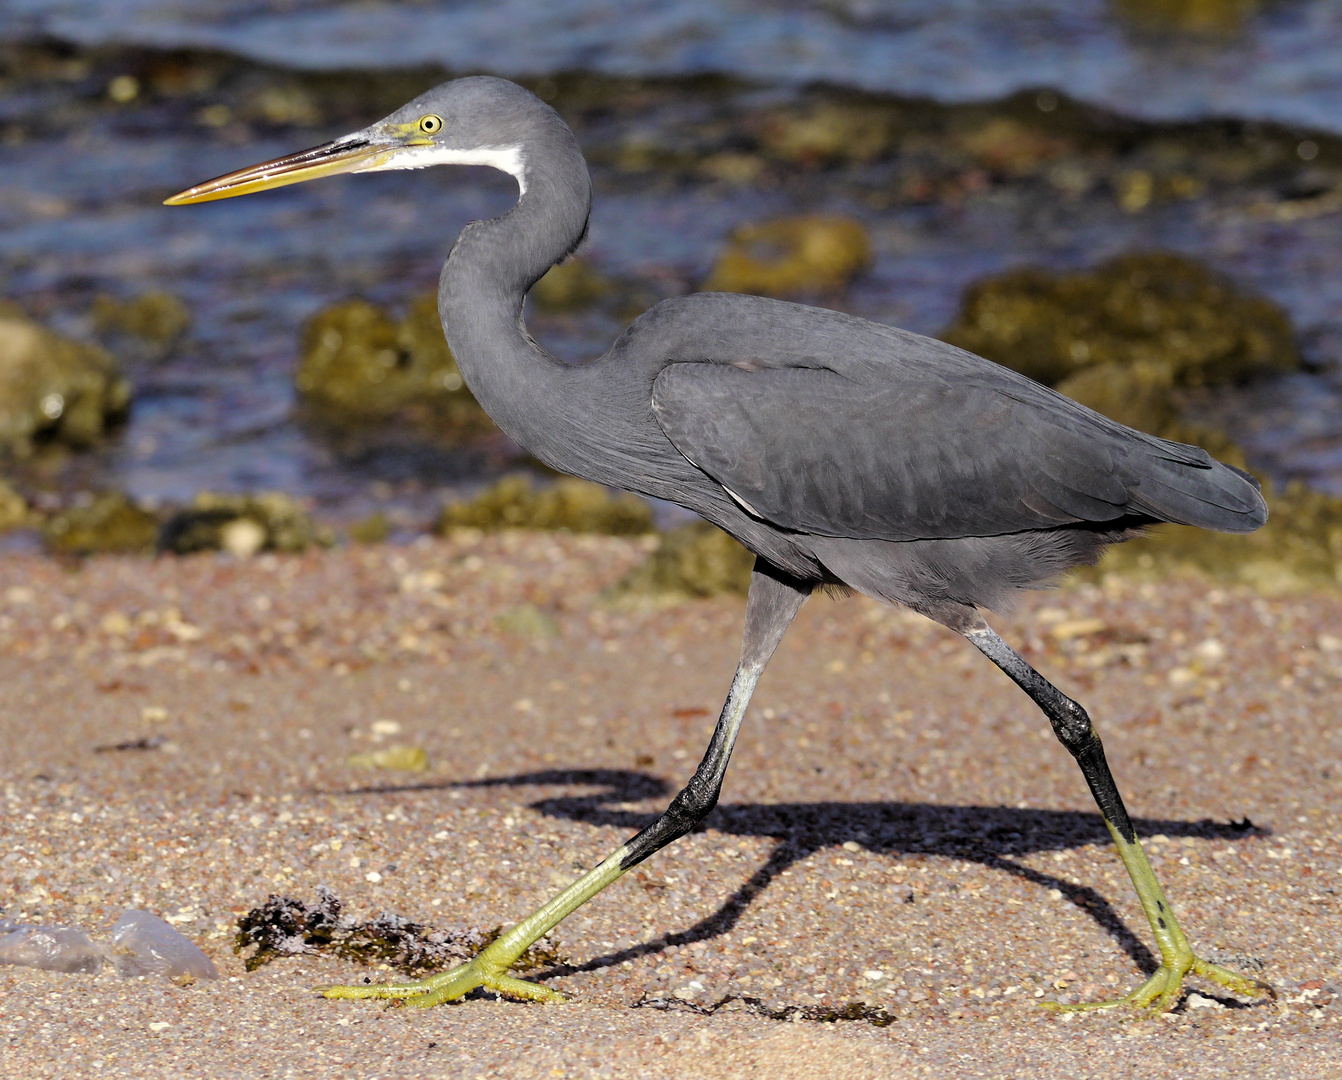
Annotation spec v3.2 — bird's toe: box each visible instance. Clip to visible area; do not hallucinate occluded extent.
[1041,954,1272,1014]
[319,949,564,1007]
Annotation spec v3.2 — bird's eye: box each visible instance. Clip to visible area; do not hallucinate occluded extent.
[418,114,443,135]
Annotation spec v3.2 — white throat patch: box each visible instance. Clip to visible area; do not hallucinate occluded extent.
[363,143,527,196]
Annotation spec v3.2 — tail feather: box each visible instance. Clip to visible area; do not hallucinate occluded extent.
[1127,452,1267,534]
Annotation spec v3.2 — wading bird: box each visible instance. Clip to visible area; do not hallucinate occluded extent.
[167,77,1273,1011]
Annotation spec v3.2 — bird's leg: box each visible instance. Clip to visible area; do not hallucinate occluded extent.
[321,562,811,1007]
[962,621,1274,1012]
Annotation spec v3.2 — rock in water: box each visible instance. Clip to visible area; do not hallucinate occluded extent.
[0,923,104,974]
[158,491,329,556]
[0,479,30,533]
[0,305,132,454]
[41,492,159,556]
[702,216,871,298]
[437,474,653,536]
[91,291,191,346]
[294,293,487,430]
[940,251,1297,393]
[529,257,611,311]
[613,521,755,599]
[104,910,220,981]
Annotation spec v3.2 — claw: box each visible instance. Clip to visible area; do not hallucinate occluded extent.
[319,949,564,1007]
[1042,954,1274,1013]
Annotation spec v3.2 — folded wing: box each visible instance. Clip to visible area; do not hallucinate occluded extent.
[650,352,1265,542]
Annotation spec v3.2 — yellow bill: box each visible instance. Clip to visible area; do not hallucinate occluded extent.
[163,137,397,206]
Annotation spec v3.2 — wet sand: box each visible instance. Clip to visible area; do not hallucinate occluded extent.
[0,531,1339,1078]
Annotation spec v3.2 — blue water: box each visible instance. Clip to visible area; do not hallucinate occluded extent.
[7,0,1342,133]
[2,1,1342,519]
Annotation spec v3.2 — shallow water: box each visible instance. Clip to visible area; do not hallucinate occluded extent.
[2,20,1342,526]
[9,0,1342,133]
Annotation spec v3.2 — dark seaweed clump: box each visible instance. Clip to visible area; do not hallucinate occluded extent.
[634,992,895,1028]
[91,291,191,349]
[0,478,32,533]
[436,478,757,598]
[37,489,331,558]
[234,888,566,977]
[234,887,487,975]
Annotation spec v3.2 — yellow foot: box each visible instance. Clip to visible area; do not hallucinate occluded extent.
[319,950,564,1008]
[1045,954,1274,1013]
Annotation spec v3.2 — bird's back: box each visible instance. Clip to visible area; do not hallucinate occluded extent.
[604,292,1266,620]
[619,292,1266,539]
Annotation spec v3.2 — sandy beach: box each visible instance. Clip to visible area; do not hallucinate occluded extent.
[0,531,1338,1077]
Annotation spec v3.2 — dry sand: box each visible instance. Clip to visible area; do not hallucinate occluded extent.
[0,530,1338,1078]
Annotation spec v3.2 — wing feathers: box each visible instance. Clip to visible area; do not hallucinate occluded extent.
[652,358,1266,541]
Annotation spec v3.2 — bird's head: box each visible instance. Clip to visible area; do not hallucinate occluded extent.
[165,77,539,206]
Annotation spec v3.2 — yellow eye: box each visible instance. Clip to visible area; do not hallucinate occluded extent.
[418,114,443,135]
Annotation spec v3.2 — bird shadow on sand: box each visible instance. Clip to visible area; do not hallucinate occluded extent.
[340,767,1266,983]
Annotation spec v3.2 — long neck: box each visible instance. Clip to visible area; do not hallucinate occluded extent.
[437,119,592,466]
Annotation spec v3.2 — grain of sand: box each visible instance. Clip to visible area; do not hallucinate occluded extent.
[1,531,1339,1078]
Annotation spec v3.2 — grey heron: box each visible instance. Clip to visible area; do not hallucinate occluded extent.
[167,76,1273,1012]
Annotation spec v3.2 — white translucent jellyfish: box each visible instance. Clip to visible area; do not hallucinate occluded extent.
[104,910,220,981]
[0,923,105,974]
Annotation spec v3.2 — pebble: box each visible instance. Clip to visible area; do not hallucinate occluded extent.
[0,910,218,981]
[0,923,103,974]
[104,910,220,981]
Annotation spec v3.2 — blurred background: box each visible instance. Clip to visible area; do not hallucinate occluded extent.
[1,0,1341,586]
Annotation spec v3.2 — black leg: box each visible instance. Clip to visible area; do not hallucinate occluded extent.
[964,622,1136,842]
[961,620,1273,1010]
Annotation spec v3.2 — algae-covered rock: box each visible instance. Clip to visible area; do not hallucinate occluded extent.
[942,252,1297,392]
[91,291,191,346]
[42,493,158,556]
[614,521,755,599]
[702,216,871,298]
[0,307,132,454]
[759,102,897,167]
[1051,359,1181,435]
[1051,360,1248,466]
[1112,0,1260,36]
[942,252,1333,591]
[957,118,1072,177]
[437,475,653,536]
[159,492,330,556]
[346,512,390,545]
[0,479,31,532]
[295,293,489,430]
[530,258,611,312]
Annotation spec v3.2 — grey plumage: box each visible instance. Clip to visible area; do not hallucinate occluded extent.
[168,76,1275,1011]
[427,78,1265,627]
